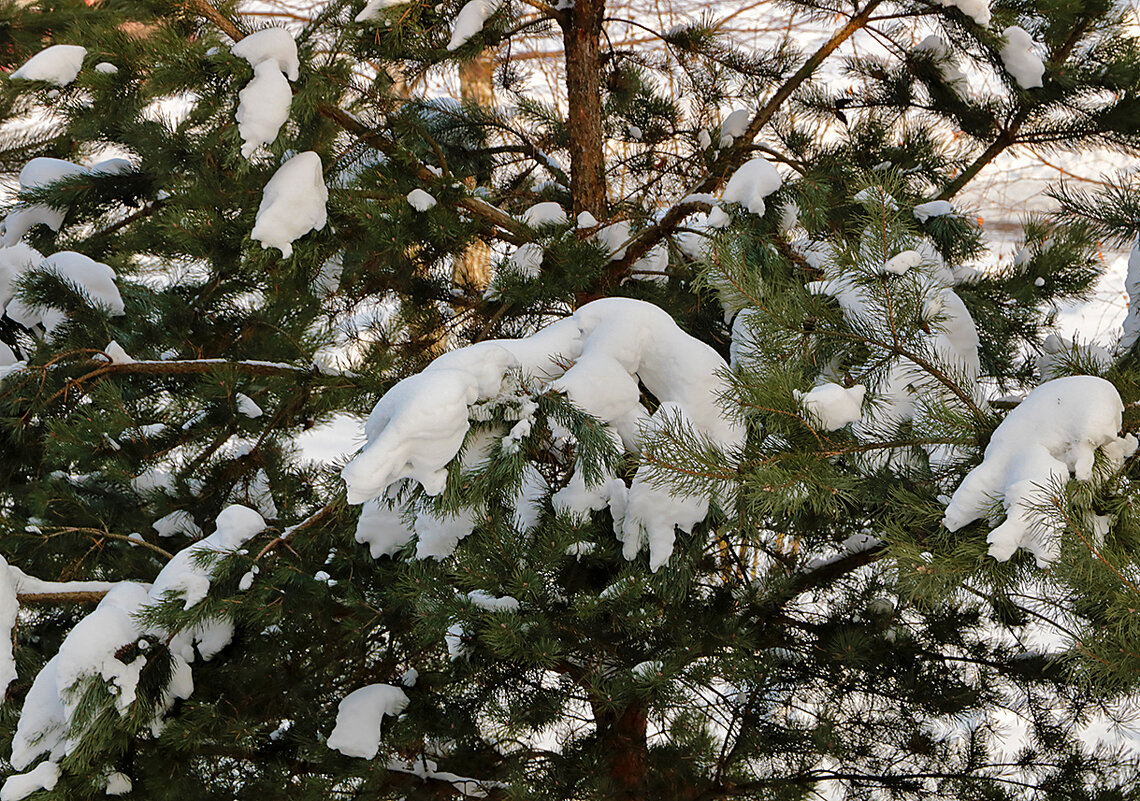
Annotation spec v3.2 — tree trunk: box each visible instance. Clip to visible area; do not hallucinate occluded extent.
[599,703,648,801]
[561,0,607,219]
[455,49,496,290]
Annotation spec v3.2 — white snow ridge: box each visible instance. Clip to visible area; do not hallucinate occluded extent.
[342,297,745,572]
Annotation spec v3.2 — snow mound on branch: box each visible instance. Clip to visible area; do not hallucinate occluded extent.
[795,383,866,430]
[446,0,505,50]
[251,152,328,258]
[236,61,292,157]
[1121,241,1140,353]
[933,0,989,25]
[1121,241,1140,354]
[1000,26,1044,89]
[10,45,86,86]
[6,251,125,333]
[913,200,954,222]
[153,510,203,539]
[1,760,59,801]
[407,188,437,211]
[327,683,409,759]
[150,504,265,610]
[10,583,150,771]
[880,250,923,276]
[231,28,299,81]
[721,157,782,216]
[805,240,980,427]
[343,298,744,570]
[521,201,567,227]
[0,155,131,246]
[943,376,1136,566]
[718,109,750,148]
[104,773,131,795]
[10,506,264,777]
[1,159,87,245]
[355,0,409,21]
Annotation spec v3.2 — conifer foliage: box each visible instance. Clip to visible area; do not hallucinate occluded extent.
[2,0,1140,797]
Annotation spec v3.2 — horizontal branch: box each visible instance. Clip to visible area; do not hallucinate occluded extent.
[18,591,107,604]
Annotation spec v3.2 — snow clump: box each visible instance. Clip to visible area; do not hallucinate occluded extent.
[407,188,437,211]
[933,0,990,25]
[355,0,409,21]
[942,376,1137,566]
[230,28,299,81]
[0,157,129,248]
[721,157,782,216]
[914,36,966,90]
[913,200,954,223]
[251,152,328,258]
[1000,26,1045,89]
[447,0,505,50]
[5,251,125,334]
[794,383,867,430]
[718,109,750,148]
[327,684,410,758]
[231,29,299,157]
[342,298,745,571]
[521,201,568,227]
[10,45,86,86]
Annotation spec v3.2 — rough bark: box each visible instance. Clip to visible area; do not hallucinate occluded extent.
[599,703,648,801]
[561,0,607,218]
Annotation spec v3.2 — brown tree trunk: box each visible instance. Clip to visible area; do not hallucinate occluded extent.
[598,704,648,801]
[561,0,607,219]
[455,49,496,291]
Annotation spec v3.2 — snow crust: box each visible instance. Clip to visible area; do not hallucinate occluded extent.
[251,152,328,258]
[1000,26,1045,89]
[343,298,744,570]
[327,683,410,759]
[10,45,86,86]
[447,0,505,50]
[943,376,1137,565]
[721,157,782,216]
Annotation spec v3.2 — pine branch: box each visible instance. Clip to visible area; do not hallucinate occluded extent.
[607,0,886,282]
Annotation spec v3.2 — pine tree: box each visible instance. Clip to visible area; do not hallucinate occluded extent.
[2,0,1140,798]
